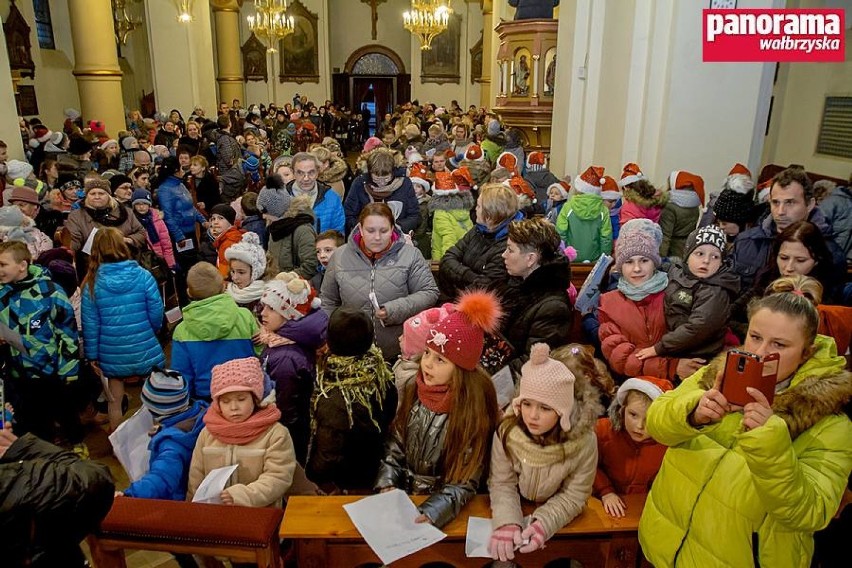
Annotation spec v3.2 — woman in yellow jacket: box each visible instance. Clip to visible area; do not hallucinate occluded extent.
[639,275,852,567]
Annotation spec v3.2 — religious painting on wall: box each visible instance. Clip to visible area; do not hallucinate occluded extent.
[242,33,268,82]
[279,0,319,84]
[512,47,532,97]
[421,13,461,84]
[543,47,556,97]
[4,0,35,79]
[470,33,483,84]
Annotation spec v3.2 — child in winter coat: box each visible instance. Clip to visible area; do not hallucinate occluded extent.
[239,192,267,247]
[311,229,343,293]
[593,377,672,517]
[209,203,245,278]
[599,220,695,383]
[375,290,502,528]
[267,194,318,281]
[660,170,704,258]
[393,303,451,397]
[635,225,740,364]
[556,166,613,262]
[601,176,622,241]
[188,357,296,508]
[120,370,209,500]
[409,164,432,260]
[545,181,570,225]
[488,344,598,562]
[523,152,560,209]
[257,273,328,464]
[430,171,474,260]
[618,162,667,225]
[130,189,176,269]
[224,231,270,316]
[307,308,397,492]
[171,262,260,400]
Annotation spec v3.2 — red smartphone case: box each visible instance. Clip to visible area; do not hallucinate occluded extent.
[720,350,779,407]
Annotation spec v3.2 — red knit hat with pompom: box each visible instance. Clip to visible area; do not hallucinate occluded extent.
[426,289,502,370]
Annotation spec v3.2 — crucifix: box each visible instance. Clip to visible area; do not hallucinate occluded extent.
[361,0,387,40]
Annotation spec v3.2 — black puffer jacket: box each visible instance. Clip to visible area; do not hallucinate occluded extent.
[504,257,573,376]
[437,212,523,304]
[1,434,114,567]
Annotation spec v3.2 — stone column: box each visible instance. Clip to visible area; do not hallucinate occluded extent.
[479,0,493,108]
[67,0,125,137]
[211,0,245,105]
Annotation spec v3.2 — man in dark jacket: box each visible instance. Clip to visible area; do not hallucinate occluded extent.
[0,426,114,567]
[509,0,559,20]
[731,167,846,290]
[344,149,420,235]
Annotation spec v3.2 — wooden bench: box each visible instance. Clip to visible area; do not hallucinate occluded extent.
[431,260,594,289]
[87,496,284,567]
[280,493,645,568]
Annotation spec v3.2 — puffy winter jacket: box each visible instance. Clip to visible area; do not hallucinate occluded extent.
[267,213,318,280]
[429,192,474,260]
[123,400,209,500]
[82,260,165,377]
[593,418,666,497]
[524,169,560,209]
[640,336,852,567]
[262,308,329,464]
[286,180,345,234]
[170,294,260,398]
[0,434,114,567]
[437,212,523,303]
[156,175,205,241]
[0,264,79,382]
[140,209,176,268]
[619,187,667,226]
[374,397,479,528]
[659,201,700,258]
[321,229,438,360]
[344,171,421,235]
[556,193,613,262]
[819,185,852,262]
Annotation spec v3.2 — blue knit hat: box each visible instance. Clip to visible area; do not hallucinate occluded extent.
[131,189,152,206]
[141,369,190,418]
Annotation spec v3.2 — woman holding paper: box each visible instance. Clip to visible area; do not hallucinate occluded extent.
[639,277,852,567]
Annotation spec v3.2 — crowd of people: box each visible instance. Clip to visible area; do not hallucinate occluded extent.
[0,96,850,566]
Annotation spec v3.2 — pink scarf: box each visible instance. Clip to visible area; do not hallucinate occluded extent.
[204,402,282,445]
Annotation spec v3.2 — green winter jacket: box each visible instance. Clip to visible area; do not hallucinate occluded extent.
[659,202,700,259]
[639,335,852,568]
[555,193,613,262]
[430,192,474,262]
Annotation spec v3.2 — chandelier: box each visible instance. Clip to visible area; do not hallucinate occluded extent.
[175,0,193,23]
[111,0,143,45]
[247,0,295,53]
[403,1,452,50]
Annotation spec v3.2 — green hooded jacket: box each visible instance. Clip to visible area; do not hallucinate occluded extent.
[555,193,613,262]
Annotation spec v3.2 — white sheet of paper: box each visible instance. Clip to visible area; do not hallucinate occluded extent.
[464,515,533,558]
[108,407,154,482]
[176,238,195,252]
[192,464,239,504]
[343,489,446,565]
[82,228,99,255]
[491,365,516,411]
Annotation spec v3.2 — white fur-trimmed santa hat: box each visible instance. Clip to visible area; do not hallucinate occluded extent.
[574,165,606,195]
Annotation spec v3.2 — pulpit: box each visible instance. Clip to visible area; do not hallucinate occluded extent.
[493,19,558,152]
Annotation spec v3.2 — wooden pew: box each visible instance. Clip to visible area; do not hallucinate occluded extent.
[280,493,645,568]
[430,260,594,289]
[87,497,284,567]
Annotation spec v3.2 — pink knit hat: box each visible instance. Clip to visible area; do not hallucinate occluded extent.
[512,343,576,431]
[363,137,383,153]
[401,304,451,359]
[210,357,264,401]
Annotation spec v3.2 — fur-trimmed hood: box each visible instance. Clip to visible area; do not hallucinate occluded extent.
[697,336,851,439]
[623,185,669,208]
[318,155,348,184]
[428,191,475,212]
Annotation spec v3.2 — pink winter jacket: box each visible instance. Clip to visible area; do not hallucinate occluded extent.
[619,200,663,225]
[147,209,176,268]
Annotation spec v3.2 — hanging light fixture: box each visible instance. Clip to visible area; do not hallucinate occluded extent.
[403,0,452,50]
[175,0,194,23]
[247,0,295,53]
[112,0,143,45]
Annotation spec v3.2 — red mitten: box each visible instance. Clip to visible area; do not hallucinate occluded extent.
[488,523,522,561]
[518,520,547,553]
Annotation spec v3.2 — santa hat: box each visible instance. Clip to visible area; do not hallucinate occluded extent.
[410,175,431,194]
[465,145,484,161]
[408,162,430,180]
[728,163,751,178]
[260,273,321,320]
[616,376,673,406]
[402,304,451,359]
[496,152,518,172]
[225,232,267,281]
[669,170,706,204]
[618,162,646,188]
[451,167,475,191]
[426,289,502,371]
[88,120,106,134]
[526,151,546,172]
[756,179,772,203]
[574,165,606,195]
[600,175,621,201]
[506,174,536,202]
[100,139,118,152]
[513,344,576,432]
[724,173,755,195]
[432,171,457,195]
[548,181,571,200]
[405,145,424,165]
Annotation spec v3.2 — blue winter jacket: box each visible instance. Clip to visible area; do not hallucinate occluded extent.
[344,169,421,235]
[286,180,345,235]
[82,261,165,377]
[123,400,208,501]
[157,175,206,241]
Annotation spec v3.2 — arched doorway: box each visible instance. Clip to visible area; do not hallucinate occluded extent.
[333,45,410,136]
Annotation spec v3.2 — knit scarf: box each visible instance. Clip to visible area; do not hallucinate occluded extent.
[365,176,404,200]
[505,423,569,467]
[416,371,453,414]
[203,401,282,445]
[617,270,669,301]
[226,279,265,305]
[134,209,161,244]
[254,326,295,348]
[312,344,393,430]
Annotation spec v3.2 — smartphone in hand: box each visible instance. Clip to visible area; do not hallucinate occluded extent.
[719,349,780,407]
